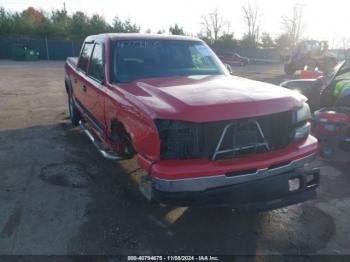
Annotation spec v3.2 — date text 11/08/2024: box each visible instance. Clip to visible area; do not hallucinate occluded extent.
[127,256,220,261]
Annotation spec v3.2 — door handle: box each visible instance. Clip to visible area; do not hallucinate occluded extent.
[82,85,87,93]
[74,78,78,84]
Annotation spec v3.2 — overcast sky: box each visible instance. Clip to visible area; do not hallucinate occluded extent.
[1,0,349,47]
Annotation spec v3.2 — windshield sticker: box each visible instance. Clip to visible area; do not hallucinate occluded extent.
[117,40,161,48]
[195,45,212,57]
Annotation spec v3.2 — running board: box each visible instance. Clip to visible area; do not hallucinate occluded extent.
[79,120,132,161]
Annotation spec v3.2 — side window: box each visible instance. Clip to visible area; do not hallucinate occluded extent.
[78,43,94,72]
[88,43,105,81]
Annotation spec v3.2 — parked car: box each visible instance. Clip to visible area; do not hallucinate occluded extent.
[65,33,319,209]
[217,52,250,66]
[312,107,350,158]
[281,61,350,111]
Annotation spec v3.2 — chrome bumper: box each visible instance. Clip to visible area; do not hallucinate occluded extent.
[152,153,317,193]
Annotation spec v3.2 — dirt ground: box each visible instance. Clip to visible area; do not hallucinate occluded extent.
[0,60,349,256]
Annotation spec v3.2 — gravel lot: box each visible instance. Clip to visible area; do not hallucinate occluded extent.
[0,60,349,256]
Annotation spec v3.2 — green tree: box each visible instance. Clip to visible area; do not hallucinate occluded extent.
[0,7,14,37]
[196,33,211,45]
[68,11,89,41]
[240,34,258,48]
[169,23,184,35]
[111,16,140,33]
[260,32,274,49]
[0,7,142,41]
[51,8,70,39]
[275,33,291,51]
[88,14,109,35]
[212,33,239,49]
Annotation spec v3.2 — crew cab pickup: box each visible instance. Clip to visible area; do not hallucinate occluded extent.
[64,33,320,210]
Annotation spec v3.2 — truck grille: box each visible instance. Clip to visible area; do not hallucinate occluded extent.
[156,110,294,160]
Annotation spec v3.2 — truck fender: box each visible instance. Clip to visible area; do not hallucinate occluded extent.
[110,118,136,156]
[64,74,72,95]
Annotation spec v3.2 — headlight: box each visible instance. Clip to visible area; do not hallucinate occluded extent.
[294,122,311,141]
[154,119,200,160]
[292,103,311,142]
[296,103,311,122]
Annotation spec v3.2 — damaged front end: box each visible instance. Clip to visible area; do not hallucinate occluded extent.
[139,105,319,209]
[155,107,309,161]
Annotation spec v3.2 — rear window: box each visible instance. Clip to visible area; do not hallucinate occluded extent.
[110,40,225,83]
[78,43,94,72]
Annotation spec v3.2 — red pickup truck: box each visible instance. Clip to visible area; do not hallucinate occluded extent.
[217,52,250,66]
[65,33,320,210]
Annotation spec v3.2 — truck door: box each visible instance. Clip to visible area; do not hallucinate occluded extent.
[84,42,106,133]
[73,42,94,115]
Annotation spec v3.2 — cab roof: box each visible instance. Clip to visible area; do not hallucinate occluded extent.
[84,33,202,43]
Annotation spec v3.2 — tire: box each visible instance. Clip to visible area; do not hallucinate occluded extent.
[284,63,296,75]
[68,94,80,126]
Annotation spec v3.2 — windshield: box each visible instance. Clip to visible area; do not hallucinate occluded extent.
[110,40,226,83]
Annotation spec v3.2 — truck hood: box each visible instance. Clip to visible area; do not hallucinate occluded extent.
[118,75,306,122]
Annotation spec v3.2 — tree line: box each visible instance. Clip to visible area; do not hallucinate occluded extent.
[0,7,140,41]
[0,4,304,51]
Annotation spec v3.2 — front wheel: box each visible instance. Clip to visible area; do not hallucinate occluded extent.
[68,94,80,126]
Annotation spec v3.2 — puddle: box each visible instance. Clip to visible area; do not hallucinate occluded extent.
[39,162,92,188]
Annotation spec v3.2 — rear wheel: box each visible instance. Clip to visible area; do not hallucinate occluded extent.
[68,94,80,126]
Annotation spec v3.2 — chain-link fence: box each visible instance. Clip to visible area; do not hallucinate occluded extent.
[0,37,82,60]
[0,37,282,63]
[212,46,282,63]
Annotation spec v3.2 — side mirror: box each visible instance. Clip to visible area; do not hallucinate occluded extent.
[225,63,233,75]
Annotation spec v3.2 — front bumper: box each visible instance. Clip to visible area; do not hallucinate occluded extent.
[138,136,320,209]
[148,167,320,210]
[152,154,316,193]
[145,135,319,180]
